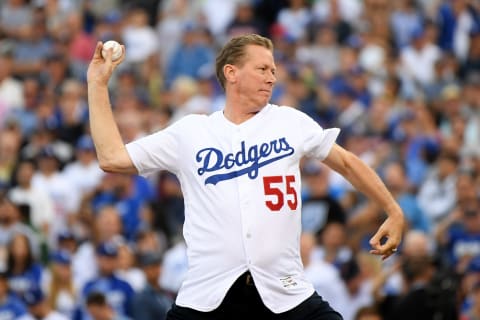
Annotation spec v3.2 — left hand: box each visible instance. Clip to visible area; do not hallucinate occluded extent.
[369,213,405,260]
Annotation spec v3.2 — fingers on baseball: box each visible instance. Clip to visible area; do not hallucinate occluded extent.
[92,42,104,59]
[113,45,126,65]
[105,45,125,66]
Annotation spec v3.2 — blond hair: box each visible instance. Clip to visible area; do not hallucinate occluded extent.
[215,34,273,90]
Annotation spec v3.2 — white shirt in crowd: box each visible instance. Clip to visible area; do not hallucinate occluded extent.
[8,186,54,231]
[62,160,104,199]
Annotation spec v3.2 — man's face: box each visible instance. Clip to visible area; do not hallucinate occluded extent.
[0,199,17,225]
[16,162,35,186]
[231,45,276,110]
[97,255,117,275]
[87,304,111,320]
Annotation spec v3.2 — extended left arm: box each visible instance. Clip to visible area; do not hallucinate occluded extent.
[323,144,406,259]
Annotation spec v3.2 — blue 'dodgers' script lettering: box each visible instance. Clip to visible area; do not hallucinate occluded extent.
[196,138,295,185]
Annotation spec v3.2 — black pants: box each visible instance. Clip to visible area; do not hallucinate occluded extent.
[166,272,343,320]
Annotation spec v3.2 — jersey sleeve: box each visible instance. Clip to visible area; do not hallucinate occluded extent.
[298,110,340,160]
[125,122,181,177]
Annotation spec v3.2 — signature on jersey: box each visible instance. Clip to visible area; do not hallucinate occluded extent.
[196,137,295,185]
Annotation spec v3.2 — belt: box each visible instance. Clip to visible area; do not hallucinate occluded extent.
[244,272,254,286]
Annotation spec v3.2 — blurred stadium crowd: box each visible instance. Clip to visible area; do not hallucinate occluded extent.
[0,0,479,319]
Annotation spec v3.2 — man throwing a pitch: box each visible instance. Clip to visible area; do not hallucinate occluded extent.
[87,34,405,319]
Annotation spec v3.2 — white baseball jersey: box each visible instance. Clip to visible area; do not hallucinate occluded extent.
[126,104,340,313]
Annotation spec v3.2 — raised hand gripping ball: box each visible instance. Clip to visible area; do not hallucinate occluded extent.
[101,40,122,61]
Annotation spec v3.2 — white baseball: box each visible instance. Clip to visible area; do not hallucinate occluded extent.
[101,40,122,61]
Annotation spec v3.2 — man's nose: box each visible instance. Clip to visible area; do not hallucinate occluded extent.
[266,71,276,84]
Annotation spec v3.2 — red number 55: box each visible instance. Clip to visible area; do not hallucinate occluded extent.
[263,175,298,211]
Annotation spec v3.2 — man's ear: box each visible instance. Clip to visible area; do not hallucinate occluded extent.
[223,64,237,85]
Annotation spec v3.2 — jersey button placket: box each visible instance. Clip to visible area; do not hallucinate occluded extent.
[235,129,253,266]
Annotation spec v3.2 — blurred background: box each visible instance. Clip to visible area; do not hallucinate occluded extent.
[0,0,479,319]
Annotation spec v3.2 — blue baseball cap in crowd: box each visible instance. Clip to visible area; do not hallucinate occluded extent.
[411,25,425,40]
[50,250,72,265]
[103,10,122,24]
[76,135,95,151]
[57,229,76,242]
[23,287,45,306]
[37,145,58,159]
[96,242,118,257]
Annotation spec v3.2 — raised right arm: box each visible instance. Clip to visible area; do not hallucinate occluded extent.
[87,42,137,174]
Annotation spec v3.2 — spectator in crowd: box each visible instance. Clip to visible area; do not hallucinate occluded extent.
[417,151,459,225]
[225,0,268,39]
[85,291,130,320]
[73,205,124,291]
[156,0,196,68]
[20,127,73,165]
[354,305,382,320]
[0,126,22,186]
[314,221,352,267]
[0,270,32,320]
[6,76,42,138]
[167,75,210,124]
[41,53,72,96]
[383,161,430,232]
[6,233,43,301]
[11,9,53,78]
[301,232,347,316]
[164,23,215,89]
[462,281,480,320]
[62,135,104,202]
[387,253,458,320]
[154,171,185,240]
[435,199,480,272]
[301,159,346,236]
[8,159,54,236]
[133,226,168,256]
[0,0,33,40]
[196,0,238,38]
[400,24,442,91]
[121,8,159,65]
[338,257,374,320]
[0,41,24,115]
[132,251,172,320]
[296,24,341,80]
[31,145,79,246]
[42,250,77,319]
[65,11,97,81]
[436,0,478,60]
[23,286,68,320]
[0,194,40,266]
[55,78,89,144]
[462,28,480,76]
[372,229,460,320]
[276,0,311,41]
[159,237,187,296]
[390,0,424,50]
[92,173,153,241]
[77,242,134,320]
[115,242,145,292]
